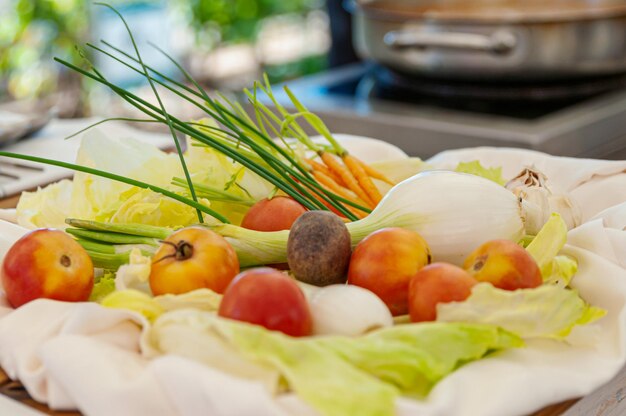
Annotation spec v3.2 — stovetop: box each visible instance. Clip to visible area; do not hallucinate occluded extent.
[271,63,626,159]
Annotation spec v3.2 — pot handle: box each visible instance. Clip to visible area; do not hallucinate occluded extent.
[384,30,516,54]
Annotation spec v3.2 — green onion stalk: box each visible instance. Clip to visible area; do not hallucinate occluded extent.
[65,170,540,270]
[0,2,371,229]
[0,3,383,269]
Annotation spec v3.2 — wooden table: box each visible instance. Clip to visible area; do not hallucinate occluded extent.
[1,196,625,416]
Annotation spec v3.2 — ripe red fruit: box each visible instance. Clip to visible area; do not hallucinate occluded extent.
[241,197,307,232]
[1,229,94,308]
[348,227,431,315]
[464,239,542,291]
[409,263,478,322]
[218,268,312,337]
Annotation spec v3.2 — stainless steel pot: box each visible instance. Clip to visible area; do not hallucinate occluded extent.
[350,0,626,81]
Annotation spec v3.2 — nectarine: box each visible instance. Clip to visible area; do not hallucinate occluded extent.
[348,227,431,315]
[1,229,94,308]
[218,268,312,337]
[463,239,542,291]
[408,263,477,322]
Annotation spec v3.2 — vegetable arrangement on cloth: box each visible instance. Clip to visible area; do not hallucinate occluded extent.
[0,4,625,416]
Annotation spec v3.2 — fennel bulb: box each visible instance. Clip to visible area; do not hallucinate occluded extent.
[214,171,541,267]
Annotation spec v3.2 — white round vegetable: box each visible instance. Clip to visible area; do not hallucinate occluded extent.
[309,284,393,337]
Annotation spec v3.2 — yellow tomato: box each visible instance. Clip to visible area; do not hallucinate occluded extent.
[149,227,239,295]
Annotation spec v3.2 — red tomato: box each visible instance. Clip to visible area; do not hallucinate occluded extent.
[149,227,239,295]
[347,227,431,316]
[1,229,94,308]
[408,263,478,322]
[241,196,306,231]
[218,268,312,337]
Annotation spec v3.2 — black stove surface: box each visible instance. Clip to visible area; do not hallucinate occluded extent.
[270,63,626,159]
[324,64,626,120]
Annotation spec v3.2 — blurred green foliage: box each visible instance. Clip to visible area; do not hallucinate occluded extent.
[0,0,89,99]
[182,0,323,45]
[1,0,326,101]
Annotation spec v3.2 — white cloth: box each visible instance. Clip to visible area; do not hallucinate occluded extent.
[0,145,624,416]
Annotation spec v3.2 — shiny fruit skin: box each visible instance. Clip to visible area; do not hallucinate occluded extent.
[408,263,478,322]
[347,227,431,316]
[149,227,239,296]
[241,197,307,232]
[218,268,312,337]
[1,229,94,308]
[463,239,542,291]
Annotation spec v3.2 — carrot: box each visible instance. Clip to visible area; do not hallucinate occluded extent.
[343,154,382,204]
[312,170,356,200]
[312,170,369,219]
[320,152,374,207]
[306,158,346,187]
[356,158,395,186]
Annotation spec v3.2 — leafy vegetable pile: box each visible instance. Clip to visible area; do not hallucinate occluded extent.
[0,4,605,416]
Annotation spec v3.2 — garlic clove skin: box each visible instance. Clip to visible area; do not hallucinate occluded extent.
[506,167,582,230]
[549,194,582,229]
[309,284,393,337]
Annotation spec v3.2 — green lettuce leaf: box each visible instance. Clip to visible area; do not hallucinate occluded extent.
[525,213,578,285]
[16,179,74,229]
[88,271,116,303]
[15,126,278,230]
[454,161,506,185]
[437,283,605,339]
[147,310,521,416]
[542,255,578,287]
[315,322,522,399]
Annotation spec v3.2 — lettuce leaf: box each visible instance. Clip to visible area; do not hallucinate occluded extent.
[437,283,605,339]
[15,126,275,230]
[525,213,578,286]
[455,161,506,185]
[101,289,164,322]
[88,271,116,303]
[147,310,521,416]
[16,179,74,229]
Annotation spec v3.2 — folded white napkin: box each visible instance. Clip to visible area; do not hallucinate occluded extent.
[0,145,624,416]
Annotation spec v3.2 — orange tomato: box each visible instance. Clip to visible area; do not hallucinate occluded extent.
[1,229,94,308]
[149,227,239,295]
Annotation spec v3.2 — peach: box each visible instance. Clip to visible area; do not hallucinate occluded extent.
[463,239,542,291]
[1,229,94,308]
[408,263,478,322]
[348,227,431,316]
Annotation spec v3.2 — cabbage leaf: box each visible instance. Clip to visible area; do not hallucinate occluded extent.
[146,310,521,416]
[437,283,605,339]
[15,126,271,230]
[455,161,506,185]
[525,213,575,284]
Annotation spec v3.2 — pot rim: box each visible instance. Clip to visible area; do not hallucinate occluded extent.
[350,0,626,24]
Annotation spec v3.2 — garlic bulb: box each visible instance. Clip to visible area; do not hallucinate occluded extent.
[309,285,393,336]
[505,167,581,230]
[214,171,542,266]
